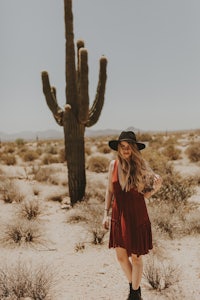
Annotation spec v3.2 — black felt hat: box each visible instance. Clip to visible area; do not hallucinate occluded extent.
[108,131,145,151]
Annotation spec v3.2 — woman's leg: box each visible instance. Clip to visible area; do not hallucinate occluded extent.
[115,247,132,282]
[131,254,143,290]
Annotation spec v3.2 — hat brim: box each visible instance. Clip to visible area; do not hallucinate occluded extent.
[108,139,145,151]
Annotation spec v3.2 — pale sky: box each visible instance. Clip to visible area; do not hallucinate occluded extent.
[0,0,200,134]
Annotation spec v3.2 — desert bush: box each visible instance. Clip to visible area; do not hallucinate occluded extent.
[67,202,107,244]
[59,147,66,162]
[163,136,178,146]
[4,143,16,153]
[19,199,42,220]
[0,179,25,203]
[22,150,39,162]
[34,166,51,182]
[15,138,25,146]
[85,178,106,202]
[153,170,195,204]
[162,144,181,160]
[148,134,165,148]
[1,219,42,246]
[143,254,179,291]
[148,198,199,238]
[183,209,200,235]
[186,142,200,162]
[42,154,60,164]
[1,153,16,165]
[87,155,109,173]
[148,201,183,238]
[74,242,85,252]
[143,148,169,176]
[98,143,111,154]
[47,192,65,202]
[0,261,55,299]
[85,144,92,156]
[137,132,153,142]
[45,145,58,154]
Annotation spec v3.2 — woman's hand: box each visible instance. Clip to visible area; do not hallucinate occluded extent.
[102,216,110,230]
[144,174,162,199]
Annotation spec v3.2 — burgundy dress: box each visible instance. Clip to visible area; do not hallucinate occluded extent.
[109,160,153,257]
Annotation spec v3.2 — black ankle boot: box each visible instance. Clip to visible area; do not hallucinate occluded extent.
[126,282,132,300]
[132,287,142,300]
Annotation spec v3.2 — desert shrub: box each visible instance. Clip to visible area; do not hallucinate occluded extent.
[67,202,107,244]
[98,143,111,154]
[45,145,58,154]
[85,178,106,202]
[0,261,54,299]
[148,198,199,238]
[4,143,16,153]
[142,148,169,176]
[15,138,25,146]
[87,155,109,173]
[59,147,66,162]
[85,144,92,156]
[148,134,165,148]
[148,201,184,238]
[19,200,41,220]
[186,142,200,162]
[183,209,200,235]
[1,153,16,165]
[153,170,195,204]
[74,242,85,252]
[42,154,60,164]
[143,254,179,291]
[137,132,153,142]
[0,179,25,203]
[34,166,51,182]
[47,192,65,202]
[162,144,181,160]
[1,219,42,246]
[22,150,39,162]
[163,136,178,146]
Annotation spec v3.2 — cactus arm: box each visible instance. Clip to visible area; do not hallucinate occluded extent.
[86,56,107,127]
[77,40,85,72]
[41,71,64,126]
[78,48,89,124]
[64,0,78,113]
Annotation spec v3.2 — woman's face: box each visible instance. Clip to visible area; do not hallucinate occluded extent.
[119,141,132,159]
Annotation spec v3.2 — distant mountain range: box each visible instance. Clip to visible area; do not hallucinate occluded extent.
[0,128,127,141]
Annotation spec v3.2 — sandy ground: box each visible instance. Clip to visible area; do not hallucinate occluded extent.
[0,137,200,299]
[0,194,199,300]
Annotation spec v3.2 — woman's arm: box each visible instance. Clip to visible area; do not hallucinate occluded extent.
[102,160,114,229]
[144,174,162,199]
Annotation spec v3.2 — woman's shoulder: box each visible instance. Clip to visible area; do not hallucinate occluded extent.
[108,159,117,172]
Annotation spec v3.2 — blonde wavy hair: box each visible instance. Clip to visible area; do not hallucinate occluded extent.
[118,143,151,192]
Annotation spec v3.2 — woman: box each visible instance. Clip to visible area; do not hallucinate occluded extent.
[102,131,162,300]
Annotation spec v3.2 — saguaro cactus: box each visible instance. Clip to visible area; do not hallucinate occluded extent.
[41,0,107,205]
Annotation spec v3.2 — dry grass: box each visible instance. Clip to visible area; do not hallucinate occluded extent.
[143,254,179,291]
[18,199,42,220]
[186,141,200,162]
[87,155,109,173]
[1,219,43,247]
[161,144,182,160]
[0,131,199,298]
[1,153,16,165]
[0,179,25,203]
[0,260,55,299]
[67,201,107,245]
